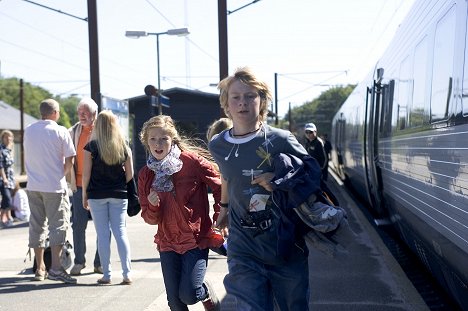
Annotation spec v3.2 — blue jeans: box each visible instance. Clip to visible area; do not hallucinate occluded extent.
[224,252,309,311]
[0,185,12,209]
[160,248,210,311]
[72,187,100,267]
[88,197,131,280]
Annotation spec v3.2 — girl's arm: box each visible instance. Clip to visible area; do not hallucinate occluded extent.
[197,156,222,222]
[81,150,92,210]
[0,167,7,187]
[138,167,161,225]
[124,147,134,182]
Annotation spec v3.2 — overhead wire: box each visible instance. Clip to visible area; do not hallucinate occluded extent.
[347,0,409,79]
[0,7,154,93]
[144,0,219,63]
[279,71,349,102]
[276,0,411,105]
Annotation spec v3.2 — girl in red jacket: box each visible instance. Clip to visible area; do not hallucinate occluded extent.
[138,115,222,311]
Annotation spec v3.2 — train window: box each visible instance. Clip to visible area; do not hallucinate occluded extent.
[464,64,468,114]
[430,5,456,122]
[411,36,429,127]
[391,71,399,130]
[352,106,361,140]
[396,56,411,130]
[463,9,468,115]
[380,80,394,137]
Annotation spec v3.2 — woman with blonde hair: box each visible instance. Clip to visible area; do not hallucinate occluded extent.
[138,115,222,311]
[82,110,133,285]
[0,130,15,227]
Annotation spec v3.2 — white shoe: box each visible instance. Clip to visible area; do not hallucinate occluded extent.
[70,263,86,275]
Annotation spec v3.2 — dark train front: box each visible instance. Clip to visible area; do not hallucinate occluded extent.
[330,0,468,309]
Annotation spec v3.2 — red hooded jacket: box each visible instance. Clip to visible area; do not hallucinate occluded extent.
[138,151,222,253]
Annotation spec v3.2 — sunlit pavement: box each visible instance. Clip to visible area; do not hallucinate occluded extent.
[0,179,428,310]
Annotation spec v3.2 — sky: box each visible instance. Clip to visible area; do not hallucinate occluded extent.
[0,0,416,118]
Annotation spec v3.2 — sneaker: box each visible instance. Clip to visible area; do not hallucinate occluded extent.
[97,278,111,285]
[48,268,77,284]
[202,279,220,311]
[70,263,86,276]
[94,266,103,274]
[34,269,48,281]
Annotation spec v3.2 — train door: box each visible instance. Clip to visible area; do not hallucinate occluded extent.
[363,68,386,216]
[335,112,346,179]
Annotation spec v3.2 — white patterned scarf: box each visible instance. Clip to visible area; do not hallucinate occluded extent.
[146,145,183,192]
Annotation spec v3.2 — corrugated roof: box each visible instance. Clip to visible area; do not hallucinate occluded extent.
[0,100,38,131]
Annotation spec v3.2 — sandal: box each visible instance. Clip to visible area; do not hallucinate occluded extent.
[120,278,132,285]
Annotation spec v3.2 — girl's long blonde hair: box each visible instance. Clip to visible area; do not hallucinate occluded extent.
[139,115,217,166]
[91,110,127,165]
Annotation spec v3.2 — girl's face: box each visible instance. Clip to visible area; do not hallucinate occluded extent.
[226,79,261,125]
[2,134,13,147]
[147,127,172,160]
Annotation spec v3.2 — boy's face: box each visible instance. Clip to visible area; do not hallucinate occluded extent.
[147,127,172,161]
[226,80,261,125]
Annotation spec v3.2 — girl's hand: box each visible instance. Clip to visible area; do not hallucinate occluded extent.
[148,189,160,206]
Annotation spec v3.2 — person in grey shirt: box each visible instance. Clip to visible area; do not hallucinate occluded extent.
[209,67,309,310]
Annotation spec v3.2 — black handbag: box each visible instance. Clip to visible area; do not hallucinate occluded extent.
[127,178,141,217]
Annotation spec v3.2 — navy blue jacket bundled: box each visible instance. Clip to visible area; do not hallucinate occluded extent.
[270,153,322,210]
[270,153,354,259]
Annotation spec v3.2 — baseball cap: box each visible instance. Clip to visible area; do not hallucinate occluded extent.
[304,123,317,132]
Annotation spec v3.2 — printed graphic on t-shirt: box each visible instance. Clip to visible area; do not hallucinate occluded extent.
[261,134,277,149]
[256,146,272,168]
[242,169,263,179]
[239,133,276,212]
[248,194,270,212]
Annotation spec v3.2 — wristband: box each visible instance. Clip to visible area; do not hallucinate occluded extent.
[219,202,229,208]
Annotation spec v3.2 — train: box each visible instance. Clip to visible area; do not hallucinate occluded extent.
[330,0,468,308]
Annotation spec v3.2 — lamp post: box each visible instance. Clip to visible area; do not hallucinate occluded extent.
[125,28,190,115]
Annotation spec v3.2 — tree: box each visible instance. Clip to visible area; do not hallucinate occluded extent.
[284,84,355,137]
[0,77,78,128]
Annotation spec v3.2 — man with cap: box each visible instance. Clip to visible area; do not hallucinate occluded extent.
[304,123,328,181]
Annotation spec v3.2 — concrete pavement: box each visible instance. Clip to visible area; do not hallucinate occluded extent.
[0,176,429,310]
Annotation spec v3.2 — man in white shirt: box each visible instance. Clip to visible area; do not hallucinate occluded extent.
[24,98,77,284]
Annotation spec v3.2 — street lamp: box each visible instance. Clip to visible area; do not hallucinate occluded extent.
[125,27,190,115]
